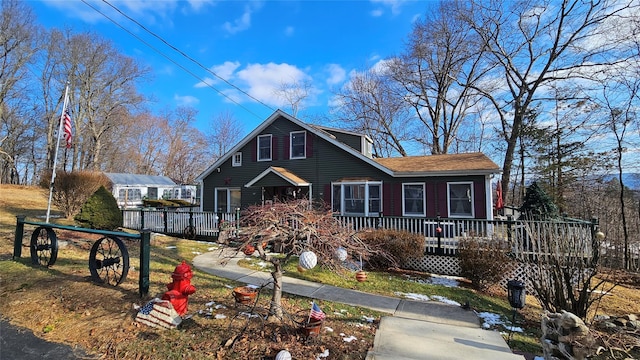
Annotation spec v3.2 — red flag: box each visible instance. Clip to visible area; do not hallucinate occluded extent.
[495,180,504,211]
[63,109,72,148]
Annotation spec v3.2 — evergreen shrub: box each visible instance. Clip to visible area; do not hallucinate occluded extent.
[74,186,123,230]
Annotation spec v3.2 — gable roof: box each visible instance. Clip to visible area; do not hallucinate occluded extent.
[245,166,310,187]
[196,109,394,181]
[104,173,177,186]
[374,153,500,176]
[195,110,501,181]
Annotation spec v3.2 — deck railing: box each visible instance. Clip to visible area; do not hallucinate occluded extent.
[122,209,598,258]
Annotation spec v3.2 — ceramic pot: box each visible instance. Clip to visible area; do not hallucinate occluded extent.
[233,286,257,305]
[302,319,323,337]
[355,270,367,282]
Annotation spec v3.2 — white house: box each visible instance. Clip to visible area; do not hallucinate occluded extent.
[104,173,197,208]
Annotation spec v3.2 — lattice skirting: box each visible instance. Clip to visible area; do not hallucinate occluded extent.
[403,256,537,293]
[404,255,461,276]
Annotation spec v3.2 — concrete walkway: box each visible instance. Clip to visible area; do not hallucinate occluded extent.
[192,250,524,360]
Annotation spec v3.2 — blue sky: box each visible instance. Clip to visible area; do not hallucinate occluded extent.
[30,0,432,135]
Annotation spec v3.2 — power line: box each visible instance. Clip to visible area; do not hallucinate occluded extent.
[79,0,270,120]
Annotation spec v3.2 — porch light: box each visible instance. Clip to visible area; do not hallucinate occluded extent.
[507,279,526,309]
[595,231,605,240]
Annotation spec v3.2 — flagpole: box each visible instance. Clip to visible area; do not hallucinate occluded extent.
[46,84,70,223]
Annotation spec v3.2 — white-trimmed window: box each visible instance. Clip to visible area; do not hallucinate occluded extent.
[119,188,142,202]
[402,183,425,216]
[215,188,241,213]
[232,152,242,167]
[290,131,306,159]
[257,134,272,161]
[331,181,381,216]
[448,182,474,218]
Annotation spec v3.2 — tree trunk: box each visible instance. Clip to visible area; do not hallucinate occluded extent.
[268,260,284,320]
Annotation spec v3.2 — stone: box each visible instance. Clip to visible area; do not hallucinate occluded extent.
[627,320,640,329]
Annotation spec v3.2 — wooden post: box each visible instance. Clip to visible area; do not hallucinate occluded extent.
[13,215,25,259]
[139,230,151,297]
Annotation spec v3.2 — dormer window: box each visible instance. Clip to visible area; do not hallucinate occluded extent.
[258,134,272,161]
[290,131,306,159]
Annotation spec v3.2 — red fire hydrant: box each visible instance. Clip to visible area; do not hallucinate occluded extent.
[162,260,196,316]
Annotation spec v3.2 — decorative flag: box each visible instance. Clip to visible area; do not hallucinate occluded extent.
[310,302,326,321]
[62,109,72,148]
[135,298,182,329]
[495,180,504,211]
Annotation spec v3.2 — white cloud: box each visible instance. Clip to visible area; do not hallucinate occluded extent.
[195,61,241,88]
[369,0,407,16]
[236,62,310,106]
[223,1,264,34]
[370,9,384,17]
[325,64,346,85]
[174,94,199,106]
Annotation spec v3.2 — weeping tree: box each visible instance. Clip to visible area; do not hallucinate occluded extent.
[232,199,393,320]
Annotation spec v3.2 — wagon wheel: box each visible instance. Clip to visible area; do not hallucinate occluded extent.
[183,225,196,239]
[30,226,58,267]
[89,236,129,286]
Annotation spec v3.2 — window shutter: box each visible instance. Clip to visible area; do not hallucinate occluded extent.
[251,139,256,162]
[306,132,313,158]
[283,135,290,159]
[383,183,392,216]
[393,183,402,216]
[324,184,331,204]
[437,182,447,216]
[474,181,484,218]
[272,136,278,160]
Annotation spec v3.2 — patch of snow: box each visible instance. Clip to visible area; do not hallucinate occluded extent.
[431,296,460,306]
[362,316,375,323]
[477,312,503,329]
[395,292,431,301]
[165,245,177,249]
[316,349,330,359]
[256,261,269,268]
[323,326,333,332]
[205,301,215,307]
[192,251,201,255]
[207,247,217,251]
[343,335,358,342]
[428,274,461,287]
[215,304,226,309]
[214,314,227,319]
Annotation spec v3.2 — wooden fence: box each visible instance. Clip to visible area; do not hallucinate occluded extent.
[122,209,599,259]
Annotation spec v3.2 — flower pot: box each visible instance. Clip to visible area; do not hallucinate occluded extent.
[242,244,255,255]
[355,270,367,282]
[233,286,257,305]
[302,319,323,337]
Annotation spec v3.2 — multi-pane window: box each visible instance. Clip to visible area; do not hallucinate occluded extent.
[258,134,272,161]
[290,131,306,159]
[403,183,425,216]
[216,188,241,213]
[118,188,142,202]
[232,152,242,167]
[332,182,381,216]
[448,182,474,217]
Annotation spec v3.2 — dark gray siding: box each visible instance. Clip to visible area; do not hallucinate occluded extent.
[201,115,490,219]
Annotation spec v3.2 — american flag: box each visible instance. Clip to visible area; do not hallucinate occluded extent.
[62,109,72,149]
[135,299,182,329]
[310,302,326,321]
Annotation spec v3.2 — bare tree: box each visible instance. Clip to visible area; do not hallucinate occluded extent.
[0,0,40,183]
[160,106,209,184]
[331,67,412,157]
[459,0,637,202]
[274,79,313,117]
[232,200,392,320]
[388,1,488,155]
[206,110,243,160]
